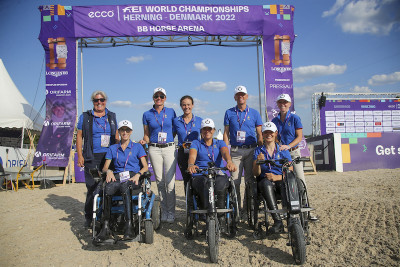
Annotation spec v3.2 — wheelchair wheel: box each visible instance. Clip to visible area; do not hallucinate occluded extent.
[227,181,239,238]
[245,182,256,228]
[152,196,161,230]
[298,179,310,235]
[144,220,154,244]
[184,183,194,240]
[207,218,219,263]
[289,220,306,265]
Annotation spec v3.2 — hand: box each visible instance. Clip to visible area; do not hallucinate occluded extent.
[265,172,274,181]
[77,155,85,167]
[226,161,237,172]
[257,153,265,161]
[106,171,116,183]
[129,173,140,185]
[280,145,291,151]
[187,165,199,174]
[139,139,147,145]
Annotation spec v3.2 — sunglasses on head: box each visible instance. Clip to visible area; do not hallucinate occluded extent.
[153,94,165,99]
[93,98,106,103]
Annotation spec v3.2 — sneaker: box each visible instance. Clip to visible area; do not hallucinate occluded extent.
[309,213,319,222]
[166,213,175,224]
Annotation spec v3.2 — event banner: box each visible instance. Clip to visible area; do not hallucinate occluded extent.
[341,132,400,171]
[320,99,400,135]
[34,4,296,167]
[33,5,77,167]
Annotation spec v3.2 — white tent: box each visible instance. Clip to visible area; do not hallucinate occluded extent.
[0,58,43,131]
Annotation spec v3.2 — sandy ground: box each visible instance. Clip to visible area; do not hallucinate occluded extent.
[1,168,399,266]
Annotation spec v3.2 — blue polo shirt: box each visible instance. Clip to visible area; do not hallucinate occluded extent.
[224,105,262,146]
[143,106,176,143]
[253,143,292,175]
[190,139,227,176]
[105,141,147,173]
[272,112,303,148]
[173,115,203,146]
[77,109,113,153]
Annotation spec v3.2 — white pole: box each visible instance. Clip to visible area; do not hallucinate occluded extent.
[80,39,84,113]
[260,37,268,121]
[256,38,262,119]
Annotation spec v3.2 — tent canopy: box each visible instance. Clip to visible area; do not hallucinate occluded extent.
[0,58,44,131]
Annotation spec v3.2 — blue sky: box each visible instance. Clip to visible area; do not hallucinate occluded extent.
[1,0,399,141]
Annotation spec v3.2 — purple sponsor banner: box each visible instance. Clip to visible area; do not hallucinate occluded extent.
[320,99,400,135]
[33,5,76,167]
[74,152,85,183]
[342,132,400,171]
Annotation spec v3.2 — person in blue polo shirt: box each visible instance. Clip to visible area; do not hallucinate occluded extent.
[94,120,148,243]
[139,87,177,223]
[173,95,203,194]
[223,85,263,219]
[253,121,292,234]
[187,118,237,224]
[76,90,119,229]
[271,93,318,221]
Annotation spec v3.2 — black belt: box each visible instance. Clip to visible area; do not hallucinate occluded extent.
[149,142,175,148]
[231,144,257,149]
[289,146,299,152]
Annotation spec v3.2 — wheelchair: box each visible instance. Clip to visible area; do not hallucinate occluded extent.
[184,162,239,263]
[247,157,313,265]
[90,169,161,245]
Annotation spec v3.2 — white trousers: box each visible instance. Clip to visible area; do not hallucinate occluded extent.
[290,148,306,186]
[148,145,177,216]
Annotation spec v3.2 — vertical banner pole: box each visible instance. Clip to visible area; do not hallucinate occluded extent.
[80,39,84,113]
[260,37,268,121]
[256,37,262,120]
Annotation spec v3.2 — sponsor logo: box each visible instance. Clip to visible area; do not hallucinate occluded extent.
[51,121,71,126]
[269,83,293,89]
[35,151,42,157]
[43,120,50,126]
[88,10,114,18]
[46,71,68,77]
[122,6,142,13]
[271,66,292,73]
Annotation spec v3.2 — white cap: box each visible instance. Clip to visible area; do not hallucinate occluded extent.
[276,93,291,103]
[201,118,215,129]
[118,120,133,130]
[234,85,247,95]
[153,87,166,96]
[262,121,277,132]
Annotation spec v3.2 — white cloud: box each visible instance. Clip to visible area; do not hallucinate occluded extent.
[323,0,400,35]
[350,85,373,93]
[192,98,219,116]
[368,71,400,85]
[194,62,208,72]
[294,83,337,100]
[196,81,227,92]
[110,100,132,107]
[126,55,151,63]
[293,64,347,82]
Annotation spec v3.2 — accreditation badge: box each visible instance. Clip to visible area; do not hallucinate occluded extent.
[158,132,167,144]
[236,130,246,143]
[119,171,130,183]
[101,135,110,147]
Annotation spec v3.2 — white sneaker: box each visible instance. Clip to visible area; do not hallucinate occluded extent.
[166,213,175,223]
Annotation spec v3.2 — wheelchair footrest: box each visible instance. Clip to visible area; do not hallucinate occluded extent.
[191,208,233,214]
[266,208,287,214]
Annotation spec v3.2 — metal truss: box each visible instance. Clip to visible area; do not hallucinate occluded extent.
[311,92,400,136]
[78,35,261,47]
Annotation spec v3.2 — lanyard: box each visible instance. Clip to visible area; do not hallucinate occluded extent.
[94,116,108,133]
[116,141,133,171]
[183,115,195,141]
[236,106,249,130]
[278,112,291,142]
[153,108,165,131]
[261,144,276,170]
[202,139,215,162]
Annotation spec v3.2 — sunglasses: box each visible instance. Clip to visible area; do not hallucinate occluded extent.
[153,94,165,99]
[93,98,106,103]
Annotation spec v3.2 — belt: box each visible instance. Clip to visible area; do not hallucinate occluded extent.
[289,146,299,152]
[231,144,257,149]
[149,142,175,148]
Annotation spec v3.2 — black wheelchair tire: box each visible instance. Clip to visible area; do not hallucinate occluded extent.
[144,220,154,244]
[245,182,256,228]
[152,197,161,230]
[289,221,306,265]
[207,218,219,263]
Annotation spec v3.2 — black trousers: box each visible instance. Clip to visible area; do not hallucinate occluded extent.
[177,147,191,191]
[84,152,107,221]
[104,172,142,196]
[191,174,229,210]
